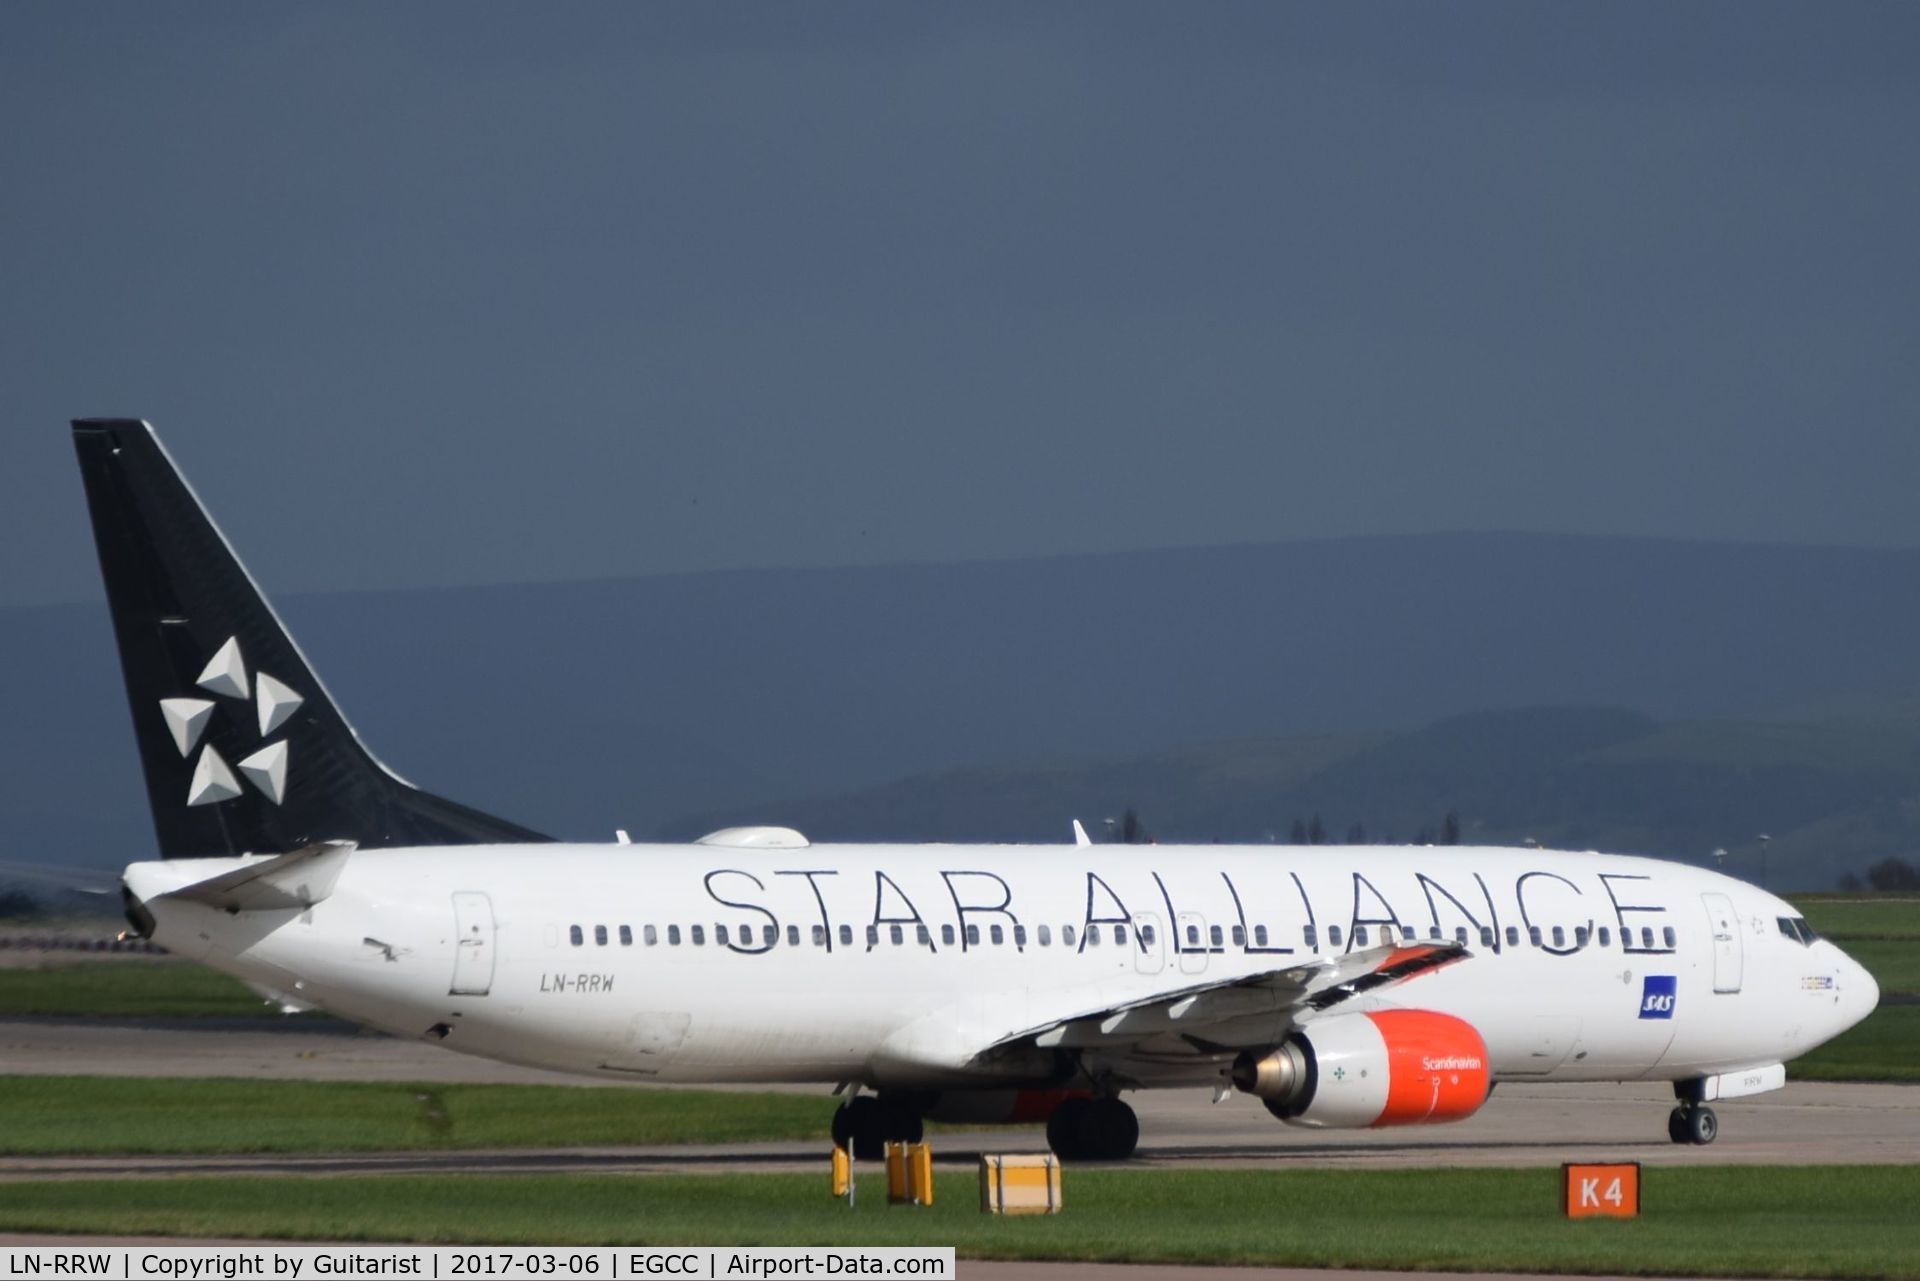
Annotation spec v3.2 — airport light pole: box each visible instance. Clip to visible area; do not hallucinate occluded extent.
[1757,834,1771,889]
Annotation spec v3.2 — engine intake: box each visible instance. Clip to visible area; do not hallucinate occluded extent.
[1233,1009,1490,1129]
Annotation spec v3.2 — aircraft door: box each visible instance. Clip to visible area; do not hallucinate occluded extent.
[1702,892,1743,993]
[1133,911,1166,975]
[450,891,497,997]
[1176,912,1209,975]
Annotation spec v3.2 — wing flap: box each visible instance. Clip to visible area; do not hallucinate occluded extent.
[1012,940,1469,1053]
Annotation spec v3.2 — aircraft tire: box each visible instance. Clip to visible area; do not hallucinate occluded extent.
[1687,1105,1718,1145]
[1046,1097,1095,1161]
[1090,1096,1140,1160]
[1666,1107,1690,1144]
[833,1096,888,1161]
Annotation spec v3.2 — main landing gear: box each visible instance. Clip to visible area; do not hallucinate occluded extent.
[832,1093,924,1161]
[1667,1104,1717,1145]
[1046,1095,1140,1162]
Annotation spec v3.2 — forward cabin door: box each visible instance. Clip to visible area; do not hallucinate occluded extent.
[450,891,497,996]
[1701,892,1743,994]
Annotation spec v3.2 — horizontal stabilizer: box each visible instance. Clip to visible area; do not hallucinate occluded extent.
[161,840,356,912]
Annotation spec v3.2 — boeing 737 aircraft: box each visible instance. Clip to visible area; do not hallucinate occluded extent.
[73,419,1879,1160]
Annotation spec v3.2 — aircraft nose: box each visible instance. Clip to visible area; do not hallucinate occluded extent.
[1841,952,1880,1031]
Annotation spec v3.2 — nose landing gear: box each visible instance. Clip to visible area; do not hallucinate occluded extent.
[1667,1104,1717,1145]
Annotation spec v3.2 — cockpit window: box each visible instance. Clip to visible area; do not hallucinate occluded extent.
[1776,916,1818,946]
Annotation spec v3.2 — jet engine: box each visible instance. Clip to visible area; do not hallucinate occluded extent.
[1232,1009,1490,1129]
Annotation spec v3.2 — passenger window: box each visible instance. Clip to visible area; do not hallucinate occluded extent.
[1303,925,1318,949]
[1086,925,1100,946]
[1185,924,1200,946]
[1014,924,1028,947]
[668,925,681,946]
[839,925,853,947]
[1038,924,1052,946]
[643,924,658,946]
[1455,926,1467,945]
[890,924,904,946]
[1210,924,1224,947]
[1598,927,1610,947]
[1663,926,1677,949]
[1551,926,1565,948]
[569,925,583,947]
[716,925,730,947]
[1529,926,1543,947]
[593,924,608,946]
[812,924,826,947]
[1354,926,1369,947]
[1574,926,1588,947]
[990,924,1005,945]
[1505,926,1520,947]
[966,924,980,946]
[1062,925,1076,947]
[1253,925,1268,947]
[1141,924,1155,945]
[618,925,632,946]
[941,924,955,946]
[865,926,879,947]
[1328,925,1343,947]
[786,925,799,947]
[1642,927,1655,949]
[764,925,778,947]
[916,924,931,946]
[691,925,705,946]
[1479,926,1494,948]
[1231,925,1245,947]
[1113,924,1127,946]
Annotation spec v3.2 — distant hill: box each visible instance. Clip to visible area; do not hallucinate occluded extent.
[6,531,1920,872]
[670,706,1920,889]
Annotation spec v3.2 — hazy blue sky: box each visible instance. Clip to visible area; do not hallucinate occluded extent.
[5,3,1918,605]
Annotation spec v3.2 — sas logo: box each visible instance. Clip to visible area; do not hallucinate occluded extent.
[1639,975,1677,1019]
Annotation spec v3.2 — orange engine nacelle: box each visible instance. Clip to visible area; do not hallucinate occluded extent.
[1232,1010,1491,1129]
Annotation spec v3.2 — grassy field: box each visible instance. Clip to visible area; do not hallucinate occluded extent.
[1786,1004,1920,1082]
[0,961,284,1018]
[1,1167,1916,1277]
[0,1076,831,1154]
[1796,896,1920,942]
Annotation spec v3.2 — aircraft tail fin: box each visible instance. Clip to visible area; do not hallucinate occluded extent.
[72,419,552,858]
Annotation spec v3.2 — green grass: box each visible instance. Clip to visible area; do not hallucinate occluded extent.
[0,1167,1916,1277]
[1789,1005,1920,1082]
[1841,938,1920,995]
[0,1076,832,1154]
[1793,896,1920,941]
[0,961,284,1017]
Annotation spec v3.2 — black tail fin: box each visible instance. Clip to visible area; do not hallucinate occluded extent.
[73,419,552,858]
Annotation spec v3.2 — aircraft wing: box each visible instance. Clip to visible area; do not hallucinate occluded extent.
[1004,940,1470,1053]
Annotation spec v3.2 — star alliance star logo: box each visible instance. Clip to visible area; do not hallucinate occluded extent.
[157,636,303,808]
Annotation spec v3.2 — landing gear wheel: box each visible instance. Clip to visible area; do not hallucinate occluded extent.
[1046,1096,1139,1161]
[1046,1097,1093,1160]
[1667,1104,1717,1146]
[832,1096,886,1161]
[832,1094,925,1161]
[1089,1097,1140,1160]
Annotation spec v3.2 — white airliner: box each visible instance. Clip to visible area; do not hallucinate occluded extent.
[75,419,1878,1161]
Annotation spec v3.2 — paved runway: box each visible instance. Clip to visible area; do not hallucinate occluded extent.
[4,1015,1916,1179]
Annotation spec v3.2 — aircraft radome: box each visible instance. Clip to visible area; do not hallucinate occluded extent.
[74,419,1879,1160]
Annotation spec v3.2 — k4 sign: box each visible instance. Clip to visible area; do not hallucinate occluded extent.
[1561,1162,1641,1218]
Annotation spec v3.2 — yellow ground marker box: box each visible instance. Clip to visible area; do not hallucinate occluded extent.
[979,1153,1061,1214]
[886,1142,935,1205]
